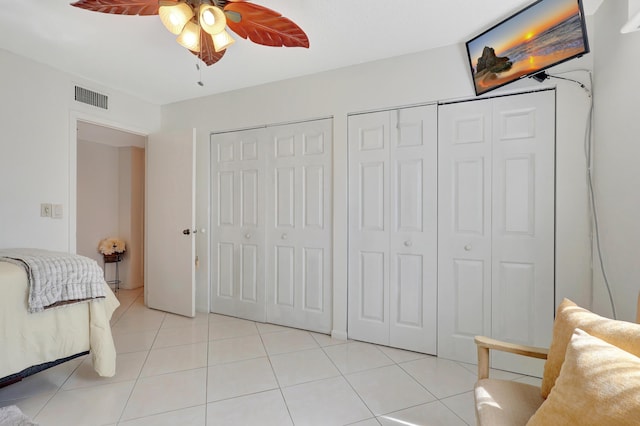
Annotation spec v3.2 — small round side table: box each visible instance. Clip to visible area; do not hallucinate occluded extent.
[103,253,122,293]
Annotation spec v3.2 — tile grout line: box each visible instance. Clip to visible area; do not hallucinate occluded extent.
[319,339,380,423]
[256,321,297,426]
[115,292,164,425]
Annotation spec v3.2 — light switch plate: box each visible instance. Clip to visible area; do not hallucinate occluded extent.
[52,204,63,219]
[40,203,52,217]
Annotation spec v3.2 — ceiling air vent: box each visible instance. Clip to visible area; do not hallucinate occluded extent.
[74,85,108,110]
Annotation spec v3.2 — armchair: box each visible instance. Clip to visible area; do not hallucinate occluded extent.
[474,337,548,425]
[474,293,640,426]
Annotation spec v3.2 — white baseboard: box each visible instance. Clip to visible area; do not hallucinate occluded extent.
[331,329,348,341]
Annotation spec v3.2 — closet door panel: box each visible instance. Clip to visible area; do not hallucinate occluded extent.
[275,245,295,307]
[389,105,438,355]
[266,119,332,333]
[397,159,423,231]
[453,259,486,336]
[438,99,493,364]
[217,243,234,297]
[238,168,261,304]
[275,167,295,227]
[491,91,555,376]
[495,261,535,342]
[454,158,486,234]
[218,171,235,226]
[438,91,555,376]
[301,164,326,315]
[211,129,266,322]
[348,111,390,345]
[360,162,386,231]
[395,253,423,326]
[304,165,325,229]
[349,105,438,353]
[303,247,324,312]
[296,121,332,333]
[360,251,386,322]
[241,243,259,302]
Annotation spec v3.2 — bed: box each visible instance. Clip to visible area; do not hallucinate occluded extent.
[0,249,119,387]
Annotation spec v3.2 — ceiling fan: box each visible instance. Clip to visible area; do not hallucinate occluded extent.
[70,0,310,66]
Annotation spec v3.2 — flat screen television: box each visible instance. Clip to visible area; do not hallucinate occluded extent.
[465,0,589,96]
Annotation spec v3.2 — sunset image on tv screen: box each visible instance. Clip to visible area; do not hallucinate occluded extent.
[467,0,588,95]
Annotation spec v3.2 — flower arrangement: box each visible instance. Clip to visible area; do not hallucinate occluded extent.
[98,237,126,255]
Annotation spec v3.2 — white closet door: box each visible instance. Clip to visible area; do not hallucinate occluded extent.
[348,111,391,346]
[491,91,555,376]
[348,106,438,353]
[437,99,493,364]
[389,105,438,354]
[211,129,266,322]
[438,90,555,375]
[266,119,333,333]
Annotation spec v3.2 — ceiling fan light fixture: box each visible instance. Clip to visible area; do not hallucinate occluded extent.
[177,20,201,52]
[212,29,235,52]
[159,1,194,35]
[199,5,226,35]
[70,0,309,67]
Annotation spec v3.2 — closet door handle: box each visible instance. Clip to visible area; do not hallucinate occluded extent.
[245,233,252,239]
[404,240,412,247]
[464,244,472,251]
[281,233,288,240]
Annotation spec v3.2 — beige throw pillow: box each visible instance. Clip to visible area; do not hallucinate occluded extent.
[528,329,640,426]
[541,298,640,398]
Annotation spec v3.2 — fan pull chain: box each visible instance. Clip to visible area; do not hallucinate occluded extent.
[196,62,204,86]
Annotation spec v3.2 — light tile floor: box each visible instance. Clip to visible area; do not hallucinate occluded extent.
[0,288,542,425]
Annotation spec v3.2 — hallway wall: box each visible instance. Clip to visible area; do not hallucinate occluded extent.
[77,138,145,289]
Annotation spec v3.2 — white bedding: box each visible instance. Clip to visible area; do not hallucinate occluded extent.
[0,248,107,313]
[0,261,119,379]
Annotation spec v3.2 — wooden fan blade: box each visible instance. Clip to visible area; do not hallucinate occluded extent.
[70,0,163,15]
[190,30,227,66]
[224,2,309,48]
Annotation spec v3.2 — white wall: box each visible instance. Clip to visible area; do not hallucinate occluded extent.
[591,0,640,322]
[116,146,145,289]
[123,147,145,289]
[162,40,594,336]
[0,48,160,253]
[77,140,120,263]
[76,141,145,290]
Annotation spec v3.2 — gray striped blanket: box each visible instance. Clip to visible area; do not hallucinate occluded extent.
[0,248,106,313]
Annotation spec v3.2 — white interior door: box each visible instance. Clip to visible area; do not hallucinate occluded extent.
[146,129,196,317]
[348,106,438,353]
[266,119,332,333]
[389,105,438,354]
[437,99,493,364]
[438,91,555,375]
[211,129,266,322]
[490,91,555,376]
[348,111,391,346]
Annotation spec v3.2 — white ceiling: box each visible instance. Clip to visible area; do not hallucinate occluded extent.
[0,0,602,106]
